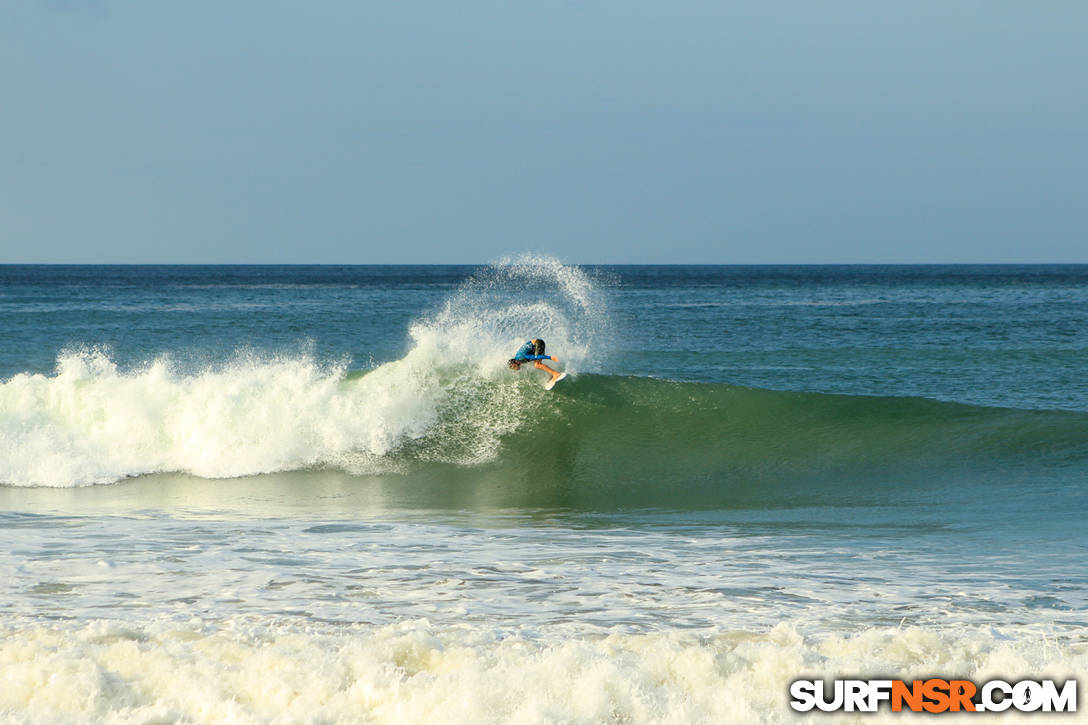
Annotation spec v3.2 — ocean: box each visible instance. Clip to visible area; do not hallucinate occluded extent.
[1,257,1085,723]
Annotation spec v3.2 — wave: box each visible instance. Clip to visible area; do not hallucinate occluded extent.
[3,350,1086,492]
[2,255,1086,492]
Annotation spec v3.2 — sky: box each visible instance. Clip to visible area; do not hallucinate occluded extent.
[1,1,1085,264]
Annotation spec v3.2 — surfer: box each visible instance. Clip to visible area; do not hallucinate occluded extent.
[508,338,565,387]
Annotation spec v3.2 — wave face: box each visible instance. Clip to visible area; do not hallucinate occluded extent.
[476,374,1088,507]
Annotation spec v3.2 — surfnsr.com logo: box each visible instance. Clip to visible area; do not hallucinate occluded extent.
[789,678,1077,713]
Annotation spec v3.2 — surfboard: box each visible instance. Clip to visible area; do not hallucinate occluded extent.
[544,372,567,391]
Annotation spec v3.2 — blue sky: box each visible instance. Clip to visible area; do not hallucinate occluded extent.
[2,1,1085,263]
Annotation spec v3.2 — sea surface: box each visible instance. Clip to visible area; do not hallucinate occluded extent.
[1,258,1086,723]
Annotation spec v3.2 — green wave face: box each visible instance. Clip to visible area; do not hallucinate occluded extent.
[396,374,1088,511]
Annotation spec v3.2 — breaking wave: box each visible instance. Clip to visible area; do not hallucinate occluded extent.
[2,256,1086,493]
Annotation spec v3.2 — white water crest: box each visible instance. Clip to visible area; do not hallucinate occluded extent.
[0,256,608,487]
[0,349,420,486]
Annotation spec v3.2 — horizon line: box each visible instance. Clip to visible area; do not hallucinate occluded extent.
[3,261,1088,267]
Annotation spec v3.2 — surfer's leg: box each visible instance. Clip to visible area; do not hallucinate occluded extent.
[534,360,560,381]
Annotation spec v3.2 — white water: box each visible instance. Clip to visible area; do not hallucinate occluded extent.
[1,506,1084,723]
[0,256,607,488]
[2,616,1082,724]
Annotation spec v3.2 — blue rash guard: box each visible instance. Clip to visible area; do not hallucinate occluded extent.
[514,340,551,362]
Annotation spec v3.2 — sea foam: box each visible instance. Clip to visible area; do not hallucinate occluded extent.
[0,256,607,487]
[0,618,1082,724]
